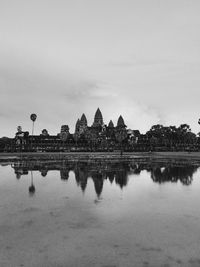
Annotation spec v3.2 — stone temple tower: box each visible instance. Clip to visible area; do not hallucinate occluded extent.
[79,113,88,134]
[117,115,126,128]
[92,108,104,127]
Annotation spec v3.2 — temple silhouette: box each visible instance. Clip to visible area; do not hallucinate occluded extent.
[0,108,199,152]
[12,108,131,152]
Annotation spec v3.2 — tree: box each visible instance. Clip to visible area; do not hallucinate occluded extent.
[17,126,22,133]
[41,129,49,136]
[30,113,37,135]
[30,114,37,151]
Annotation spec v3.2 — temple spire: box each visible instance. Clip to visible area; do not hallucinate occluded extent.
[108,120,114,128]
[80,113,87,126]
[117,115,126,128]
[75,118,80,132]
[92,108,103,127]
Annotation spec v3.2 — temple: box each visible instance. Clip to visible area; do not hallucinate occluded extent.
[79,113,88,134]
[2,107,197,153]
[92,108,104,127]
[4,107,145,153]
[117,115,126,128]
[75,108,125,135]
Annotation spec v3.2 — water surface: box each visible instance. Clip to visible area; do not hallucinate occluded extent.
[1,159,200,267]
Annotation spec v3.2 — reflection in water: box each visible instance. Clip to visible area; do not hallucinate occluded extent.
[2,159,200,267]
[11,159,199,197]
[150,165,195,185]
[29,171,35,196]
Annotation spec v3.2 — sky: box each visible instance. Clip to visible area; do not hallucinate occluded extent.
[0,0,200,137]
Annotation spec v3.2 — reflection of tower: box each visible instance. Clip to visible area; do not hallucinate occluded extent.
[115,169,128,189]
[78,167,88,193]
[80,176,87,193]
[106,171,115,183]
[29,170,35,196]
[92,172,104,198]
[74,163,88,193]
[74,169,80,185]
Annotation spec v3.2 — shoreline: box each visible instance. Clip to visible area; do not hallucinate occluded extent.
[1,151,200,162]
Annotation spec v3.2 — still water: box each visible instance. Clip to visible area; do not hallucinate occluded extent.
[1,158,200,267]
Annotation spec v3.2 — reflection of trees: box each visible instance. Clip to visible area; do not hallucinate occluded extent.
[11,159,199,197]
[15,169,28,179]
[40,168,48,177]
[150,165,197,185]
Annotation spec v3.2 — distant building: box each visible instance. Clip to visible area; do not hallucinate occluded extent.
[9,108,162,152]
[116,115,126,128]
[92,108,104,127]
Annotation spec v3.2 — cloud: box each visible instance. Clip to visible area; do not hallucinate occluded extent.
[0,54,164,137]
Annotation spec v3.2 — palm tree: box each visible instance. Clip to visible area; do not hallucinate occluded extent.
[41,129,49,136]
[30,114,37,135]
[30,114,37,151]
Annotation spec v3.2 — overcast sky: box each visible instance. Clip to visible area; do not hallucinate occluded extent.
[0,0,200,137]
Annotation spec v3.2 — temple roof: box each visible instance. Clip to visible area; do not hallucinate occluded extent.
[117,115,126,127]
[75,119,80,130]
[92,108,103,127]
[80,113,87,125]
[76,118,80,125]
[108,120,114,128]
[94,108,103,120]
